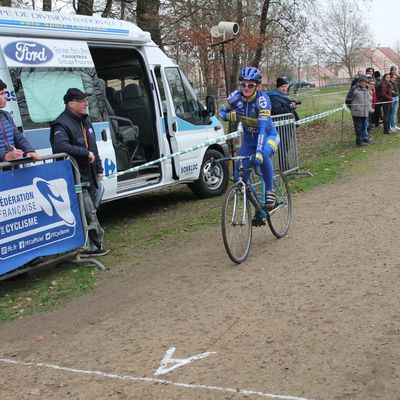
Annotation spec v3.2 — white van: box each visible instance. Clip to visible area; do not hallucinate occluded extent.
[0,7,229,201]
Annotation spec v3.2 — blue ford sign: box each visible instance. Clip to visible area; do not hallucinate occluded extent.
[4,41,53,65]
[0,160,84,275]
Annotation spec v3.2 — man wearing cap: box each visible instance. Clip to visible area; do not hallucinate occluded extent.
[267,77,299,120]
[267,77,299,173]
[50,88,109,257]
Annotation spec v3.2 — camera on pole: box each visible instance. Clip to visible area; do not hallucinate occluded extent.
[210,21,239,97]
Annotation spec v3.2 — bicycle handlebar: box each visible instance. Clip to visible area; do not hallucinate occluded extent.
[211,156,263,177]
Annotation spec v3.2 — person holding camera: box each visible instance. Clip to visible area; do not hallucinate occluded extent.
[267,77,300,121]
[267,77,300,172]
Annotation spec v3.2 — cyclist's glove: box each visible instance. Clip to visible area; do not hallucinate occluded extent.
[253,151,264,169]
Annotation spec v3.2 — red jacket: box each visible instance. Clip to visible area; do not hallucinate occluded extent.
[380,82,393,102]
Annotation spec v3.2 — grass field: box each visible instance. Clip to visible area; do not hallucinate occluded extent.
[1,84,400,323]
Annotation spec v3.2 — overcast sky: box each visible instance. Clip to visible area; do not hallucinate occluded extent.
[365,0,400,49]
[316,0,399,49]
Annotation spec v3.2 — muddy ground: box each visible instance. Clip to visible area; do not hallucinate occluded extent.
[0,149,400,400]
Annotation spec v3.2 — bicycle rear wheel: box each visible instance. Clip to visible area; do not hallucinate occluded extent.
[221,186,252,263]
[267,171,292,238]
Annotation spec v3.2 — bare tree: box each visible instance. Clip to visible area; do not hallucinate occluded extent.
[43,0,51,11]
[315,0,372,80]
[136,0,162,47]
[102,0,113,17]
[74,0,94,15]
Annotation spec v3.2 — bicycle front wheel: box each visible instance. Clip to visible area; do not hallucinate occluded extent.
[221,186,252,263]
[267,171,292,238]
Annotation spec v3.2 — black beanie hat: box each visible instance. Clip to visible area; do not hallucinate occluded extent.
[276,77,288,88]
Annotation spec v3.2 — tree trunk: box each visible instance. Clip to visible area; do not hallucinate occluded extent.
[76,0,94,16]
[136,0,162,48]
[102,0,113,17]
[43,0,51,11]
[252,0,271,68]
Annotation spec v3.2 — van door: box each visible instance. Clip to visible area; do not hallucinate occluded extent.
[162,67,212,181]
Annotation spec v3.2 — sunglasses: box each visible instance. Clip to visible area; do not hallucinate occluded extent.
[240,82,257,89]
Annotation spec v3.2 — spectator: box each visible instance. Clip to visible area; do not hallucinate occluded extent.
[0,79,40,162]
[379,73,393,134]
[351,70,364,87]
[365,78,376,143]
[373,71,382,127]
[389,73,399,131]
[366,67,374,78]
[267,77,299,120]
[267,77,299,172]
[390,65,398,75]
[50,88,109,257]
[346,76,373,146]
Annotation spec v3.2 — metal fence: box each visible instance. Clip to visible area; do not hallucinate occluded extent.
[0,153,105,281]
[271,113,300,175]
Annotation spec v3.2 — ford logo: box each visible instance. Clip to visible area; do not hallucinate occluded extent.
[4,41,53,65]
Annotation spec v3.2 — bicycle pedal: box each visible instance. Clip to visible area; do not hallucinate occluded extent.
[251,215,266,227]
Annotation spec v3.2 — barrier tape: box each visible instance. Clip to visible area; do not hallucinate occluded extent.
[347,99,395,106]
[296,106,345,125]
[298,90,348,98]
[104,105,346,180]
[104,130,242,179]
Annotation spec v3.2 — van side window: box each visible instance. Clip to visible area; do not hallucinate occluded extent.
[10,67,104,129]
[164,67,206,125]
[154,66,167,115]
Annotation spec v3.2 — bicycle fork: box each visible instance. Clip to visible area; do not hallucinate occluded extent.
[234,180,248,226]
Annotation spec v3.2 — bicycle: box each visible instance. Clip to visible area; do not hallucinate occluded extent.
[213,156,292,263]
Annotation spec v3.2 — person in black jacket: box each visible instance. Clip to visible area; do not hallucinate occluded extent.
[50,88,109,257]
[267,77,299,120]
[266,78,300,172]
[0,79,39,162]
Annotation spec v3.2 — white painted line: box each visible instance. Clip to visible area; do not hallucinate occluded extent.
[0,357,315,400]
[155,347,216,376]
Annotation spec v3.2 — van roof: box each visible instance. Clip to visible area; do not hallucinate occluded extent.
[0,7,152,44]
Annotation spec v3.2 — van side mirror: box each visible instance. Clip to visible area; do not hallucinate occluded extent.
[206,95,216,117]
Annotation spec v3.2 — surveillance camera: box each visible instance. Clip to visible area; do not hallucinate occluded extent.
[217,21,239,36]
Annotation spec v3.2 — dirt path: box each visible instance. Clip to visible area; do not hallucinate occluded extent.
[1,149,400,400]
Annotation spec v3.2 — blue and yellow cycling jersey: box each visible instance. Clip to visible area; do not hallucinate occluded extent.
[219,89,279,153]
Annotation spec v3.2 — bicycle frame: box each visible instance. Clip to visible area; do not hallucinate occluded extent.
[214,156,269,219]
[217,155,292,263]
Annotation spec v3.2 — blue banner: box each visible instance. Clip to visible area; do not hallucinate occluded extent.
[0,160,85,275]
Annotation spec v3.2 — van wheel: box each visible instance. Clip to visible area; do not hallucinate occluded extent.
[188,149,229,198]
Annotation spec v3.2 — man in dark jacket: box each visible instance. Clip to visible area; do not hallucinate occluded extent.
[0,79,39,162]
[50,88,109,257]
[266,77,299,173]
[267,77,299,120]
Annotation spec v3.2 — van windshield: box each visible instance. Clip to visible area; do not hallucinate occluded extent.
[10,67,104,129]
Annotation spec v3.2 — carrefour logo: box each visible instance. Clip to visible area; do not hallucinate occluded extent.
[4,41,53,65]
